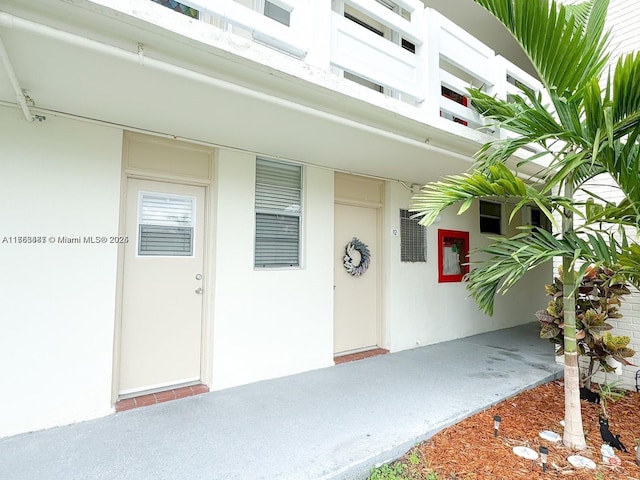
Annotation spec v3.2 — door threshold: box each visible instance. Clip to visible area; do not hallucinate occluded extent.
[115,384,209,412]
[334,348,389,365]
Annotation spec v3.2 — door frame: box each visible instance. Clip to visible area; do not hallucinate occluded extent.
[111,132,216,404]
[333,173,385,355]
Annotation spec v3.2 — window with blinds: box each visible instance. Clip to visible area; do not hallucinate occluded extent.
[254,158,302,268]
[264,1,290,26]
[400,209,427,262]
[138,192,195,256]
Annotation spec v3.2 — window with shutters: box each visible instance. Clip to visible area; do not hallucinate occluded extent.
[264,1,290,26]
[138,192,195,256]
[400,209,427,262]
[254,158,302,268]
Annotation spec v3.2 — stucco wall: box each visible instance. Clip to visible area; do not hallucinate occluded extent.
[0,108,559,437]
[0,107,123,437]
[210,151,335,390]
[0,107,558,438]
[384,181,551,352]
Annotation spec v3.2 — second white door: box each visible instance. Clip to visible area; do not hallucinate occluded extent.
[334,202,380,354]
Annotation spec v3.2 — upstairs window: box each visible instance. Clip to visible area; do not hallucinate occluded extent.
[441,86,468,126]
[151,0,199,19]
[264,1,290,26]
[400,209,427,262]
[402,39,416,53]
[254,158,302,268]
[344,3,415,54]
[479,200,502,235]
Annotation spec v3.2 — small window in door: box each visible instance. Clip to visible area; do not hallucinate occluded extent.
[138,192,196,256]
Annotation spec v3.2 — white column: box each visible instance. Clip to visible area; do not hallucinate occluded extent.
[422,8,442,119]
[303,0,333,71]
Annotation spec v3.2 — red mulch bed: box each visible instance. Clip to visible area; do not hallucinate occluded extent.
[401,380,640,479]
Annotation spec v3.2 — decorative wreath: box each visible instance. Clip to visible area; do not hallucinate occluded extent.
[343,237,371,277]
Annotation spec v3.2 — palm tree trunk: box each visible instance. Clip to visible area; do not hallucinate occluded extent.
[562,177,587,450]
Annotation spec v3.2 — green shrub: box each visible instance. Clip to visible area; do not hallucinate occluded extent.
[369,462,408,480]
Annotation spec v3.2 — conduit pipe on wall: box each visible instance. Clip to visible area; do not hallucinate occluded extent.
[0,10,475,164]
[0,31,33,122]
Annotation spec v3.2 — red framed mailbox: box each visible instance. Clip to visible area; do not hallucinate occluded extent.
[437,229,470,283]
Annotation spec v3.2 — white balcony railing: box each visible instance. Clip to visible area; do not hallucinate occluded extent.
[141,0,544,142]
[179,0,309,57]
[330,0,425,100]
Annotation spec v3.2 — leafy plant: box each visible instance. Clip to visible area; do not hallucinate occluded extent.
[598,380,626,419]
[368,457,428,480]
[368,462,410,480]
[426,470,440,480]
[537,265,635,387]
[410,0,640,452]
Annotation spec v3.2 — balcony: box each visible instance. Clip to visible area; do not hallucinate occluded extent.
[0,0,547,181]
[128,0,543,147]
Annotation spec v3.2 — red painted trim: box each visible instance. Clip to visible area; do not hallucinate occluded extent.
[334,348,389,365]
[115,384,209,412]
[441,87,469,126]
[438,229,470,283]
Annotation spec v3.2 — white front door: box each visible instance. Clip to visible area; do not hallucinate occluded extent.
[118,178,206,397]
[334,202,380,354]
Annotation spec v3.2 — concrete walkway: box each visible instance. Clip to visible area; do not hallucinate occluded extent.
[0,323,562,480]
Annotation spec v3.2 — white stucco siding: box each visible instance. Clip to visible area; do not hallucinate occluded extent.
[0,107,123,437]
[385,182,551,352]
[211,151,334,390]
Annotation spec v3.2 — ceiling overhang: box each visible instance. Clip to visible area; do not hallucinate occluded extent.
[0,0,537,184]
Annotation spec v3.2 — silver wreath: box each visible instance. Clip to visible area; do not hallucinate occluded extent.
[343,237,371,277]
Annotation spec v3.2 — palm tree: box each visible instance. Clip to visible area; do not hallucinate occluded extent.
[411,0,640,450]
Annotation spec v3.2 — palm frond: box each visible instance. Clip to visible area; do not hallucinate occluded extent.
[617,243,640,288]
[467,229,640,315]
[570,161,607,190]
[469,87,569,144]
[473,0,610,94]
[468,87,580,173]
[612,52,640,124]
[563,1,592,33]
[582,197,640,229]
[410,163,549,226]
